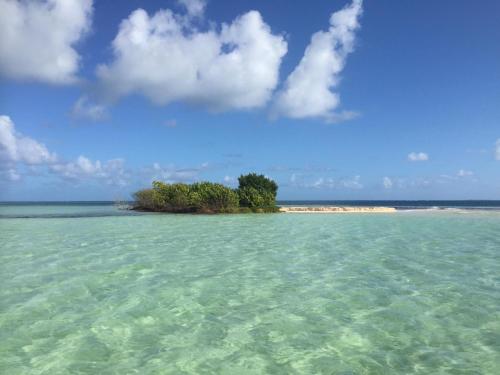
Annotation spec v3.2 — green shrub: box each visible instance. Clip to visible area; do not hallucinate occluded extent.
[237,186,265,208]
[238,173,277,196]
[261,206,281,213]
[135,181,239,213]
[237,173,278,209]
[190,182,239,212]
[133,188,163,210]
[152,182,192,212]
[133,172,279,214]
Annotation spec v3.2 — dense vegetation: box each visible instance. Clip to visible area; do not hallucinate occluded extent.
[133,173,279,213]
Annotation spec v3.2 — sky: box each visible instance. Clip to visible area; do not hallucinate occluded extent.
[0,0,499,201]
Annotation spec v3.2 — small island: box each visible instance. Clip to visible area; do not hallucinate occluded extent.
[133,173,280,213]
[133,173,398,214]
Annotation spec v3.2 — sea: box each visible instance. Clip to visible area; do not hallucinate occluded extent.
[1,201,499,374]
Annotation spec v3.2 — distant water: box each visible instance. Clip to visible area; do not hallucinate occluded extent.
[1,203,499,373]
[2,200,500,219]
[0,202,141,218]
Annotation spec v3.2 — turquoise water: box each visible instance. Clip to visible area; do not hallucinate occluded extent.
[1,205,499,374]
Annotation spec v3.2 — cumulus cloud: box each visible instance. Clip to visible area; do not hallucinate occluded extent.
[5,168,21,181]
[457,169,474,177]
[142,162,209,184]
[0,0,93,84]
[272,0,363,120]
[223,175,236,184]
[291,174,363,189]
[408,152,429,162]
[0,116,236,193]
[395,177,431,189]
[383,173,479,190]
[0,115,57,167]
[96,6,287,111]
[0,115,131,186]
[340,175,363,189]
[71,95,108,121]
[1,114,57,182]
[177,0,206,18]
[383,177,393,189]
[496,139,500,160]
[50,156,129,186]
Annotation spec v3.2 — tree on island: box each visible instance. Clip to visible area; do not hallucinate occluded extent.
[237,173,278,209]
[133,173,279,213]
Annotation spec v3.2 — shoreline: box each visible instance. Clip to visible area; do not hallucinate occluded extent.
[279,206,397,213]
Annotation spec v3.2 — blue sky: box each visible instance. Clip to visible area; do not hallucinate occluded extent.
[0,0,499,201]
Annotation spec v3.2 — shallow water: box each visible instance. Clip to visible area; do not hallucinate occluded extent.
[1,205,499,374]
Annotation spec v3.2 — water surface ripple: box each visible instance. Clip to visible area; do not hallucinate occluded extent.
[1,209,499,374]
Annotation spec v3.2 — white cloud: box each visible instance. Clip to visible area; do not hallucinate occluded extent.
[51,155,100,177]
[382,174,477,190]
[96,6,287,111]
[457,169,474,177]
[496,139,500,160]
[4,168,21,181]
[50,156,129,186]
[0,115,57,167]
[177,0,205,18]
[272,0,363,120]
[0,0,93,84]
[0,116,229,191]
[72,95,108,121]
[408,152,429,162]
[0,115,131,186]
[383,177,393,189]
[146,162,209,183]
[223,175,238,185]
[385,177,432,189]
[340,175,363,189]
[292,174,363,189]
[312,177,325,188]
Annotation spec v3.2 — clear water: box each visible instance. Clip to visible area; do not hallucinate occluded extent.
[1,204,499,374]
[0,202,139,218]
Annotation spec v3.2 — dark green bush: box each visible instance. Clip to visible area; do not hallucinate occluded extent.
[238,186,264,208]
[237,173,278,209]
[135,180,239,213]
[259,206,281,213]
[238,173,278,196]
[133,188,162,210]
[190,182,239,212]
[152,182,192,212]
[133,173,279,214]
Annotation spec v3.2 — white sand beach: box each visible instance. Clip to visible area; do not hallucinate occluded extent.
[280,206,397,213]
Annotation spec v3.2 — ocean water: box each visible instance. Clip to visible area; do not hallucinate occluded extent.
[1,204,499,374]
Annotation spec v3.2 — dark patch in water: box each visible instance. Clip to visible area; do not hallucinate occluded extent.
[0,212,146,219]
